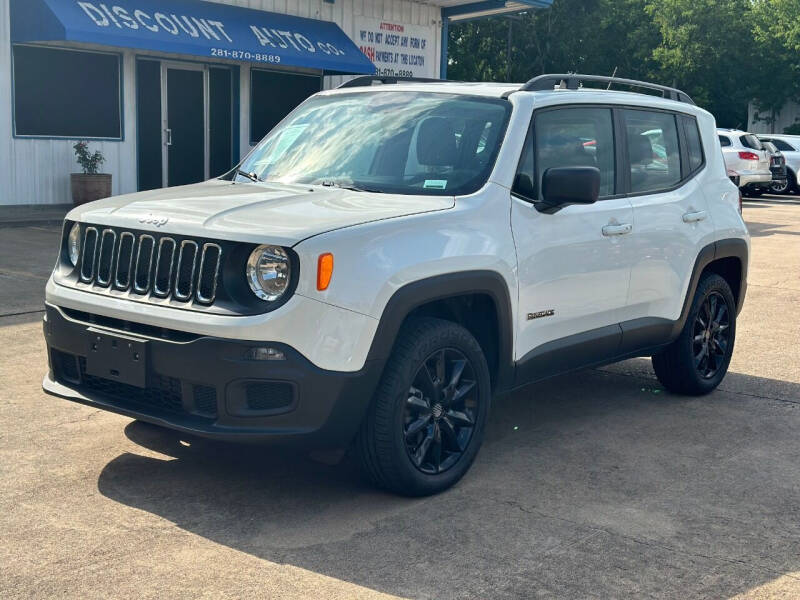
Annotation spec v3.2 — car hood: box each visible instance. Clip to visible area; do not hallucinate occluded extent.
[66,179,455,246]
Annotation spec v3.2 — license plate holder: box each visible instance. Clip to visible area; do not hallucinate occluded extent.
[85,328,148,388]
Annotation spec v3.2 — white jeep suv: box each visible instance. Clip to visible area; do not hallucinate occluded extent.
[43,74,749,496]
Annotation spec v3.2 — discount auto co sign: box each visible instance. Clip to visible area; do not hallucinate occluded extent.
[354,17,435,78]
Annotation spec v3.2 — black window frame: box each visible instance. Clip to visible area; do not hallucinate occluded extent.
[512,104,622,204]
[512,102,707,204]
[248,67,322,145]
[11,43,124,141]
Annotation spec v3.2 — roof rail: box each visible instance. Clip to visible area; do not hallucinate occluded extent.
[519,73,695,105]
[337,75,448,88]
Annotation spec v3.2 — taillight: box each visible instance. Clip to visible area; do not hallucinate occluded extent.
[738,151,759,161]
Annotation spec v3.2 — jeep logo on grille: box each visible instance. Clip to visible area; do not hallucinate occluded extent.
[139,214,169,227]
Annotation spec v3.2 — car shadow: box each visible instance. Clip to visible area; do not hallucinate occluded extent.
[742,220,800,237]
[97,364,800,599]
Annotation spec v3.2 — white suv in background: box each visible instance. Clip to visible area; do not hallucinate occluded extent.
[717,129,771,194]
[43,74,749,496]
[757,134,800,194]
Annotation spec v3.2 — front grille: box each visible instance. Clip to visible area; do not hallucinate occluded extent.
[51,350,217,420]
[193,385,218,416]
[78,357,184,414]
[78,226,222,305]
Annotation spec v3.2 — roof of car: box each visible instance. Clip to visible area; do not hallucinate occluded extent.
[323,81,706,113]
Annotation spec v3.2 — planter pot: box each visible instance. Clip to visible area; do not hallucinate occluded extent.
[71,173,112,206]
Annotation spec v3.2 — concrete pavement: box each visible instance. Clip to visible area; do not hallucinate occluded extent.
[1,196,799,599]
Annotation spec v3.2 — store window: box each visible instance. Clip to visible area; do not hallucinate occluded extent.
[12,45,122,139]
[250,69,321,144]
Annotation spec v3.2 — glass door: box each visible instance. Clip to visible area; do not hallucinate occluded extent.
[162,62,208,187]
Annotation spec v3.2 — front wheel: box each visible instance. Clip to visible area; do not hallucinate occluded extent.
[652,273,737,395]
[356,317,491,496]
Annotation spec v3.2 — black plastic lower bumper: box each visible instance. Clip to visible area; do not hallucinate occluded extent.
[42,304,382,447]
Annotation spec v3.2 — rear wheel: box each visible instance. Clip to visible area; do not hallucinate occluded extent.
[770,177,790,195]
[652,273,736,395]
[788,170,799,194]
[356,317,491,496]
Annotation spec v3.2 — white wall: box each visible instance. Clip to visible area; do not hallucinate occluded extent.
[0,0,442,205]
[748,99,800,135]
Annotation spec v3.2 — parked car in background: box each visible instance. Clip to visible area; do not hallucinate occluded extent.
[758,141,788,195]
[718,129,771,196]
[756,134,800,194]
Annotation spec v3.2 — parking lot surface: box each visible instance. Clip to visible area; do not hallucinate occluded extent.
[2,196,799,599]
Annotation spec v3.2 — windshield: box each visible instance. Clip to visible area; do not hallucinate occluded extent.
[235,92,511,196]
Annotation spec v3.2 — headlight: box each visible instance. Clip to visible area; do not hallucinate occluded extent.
[67,223,81,267]
[246,245,291,301]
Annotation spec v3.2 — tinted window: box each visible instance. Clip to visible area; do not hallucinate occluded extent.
[769,139,796,152]
[250,69,321,144]
[683,117,704,172]
[13,45,121,138]
[623,109,681,194]
[740,134,763,150]
[719,135,732,147]
[533,107,615,198]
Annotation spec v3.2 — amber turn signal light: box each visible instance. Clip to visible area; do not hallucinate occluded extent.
[317,253,334,291]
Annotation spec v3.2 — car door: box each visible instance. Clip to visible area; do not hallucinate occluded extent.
[511,106,636,380]
[624,109,716,349]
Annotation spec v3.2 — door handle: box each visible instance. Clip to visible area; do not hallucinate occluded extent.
[165,128,172,146]
[682,210,707,223]
[602,223,632,236]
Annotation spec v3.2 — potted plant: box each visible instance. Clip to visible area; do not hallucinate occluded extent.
[70,141,111,205]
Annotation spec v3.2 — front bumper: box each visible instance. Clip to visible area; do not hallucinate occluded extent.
[42,304,382,447]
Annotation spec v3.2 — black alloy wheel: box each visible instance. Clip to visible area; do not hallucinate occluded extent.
[356,317,491,496]
[652,273,737,396]
[404,348,478,474]
[692,291,731,380]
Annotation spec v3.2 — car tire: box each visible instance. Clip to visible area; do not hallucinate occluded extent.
[788,170,799,194]
[652,273,737,396]
[769,177,790,195]
[356,317,491,496]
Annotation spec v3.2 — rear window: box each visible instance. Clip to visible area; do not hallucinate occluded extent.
[740,134,763,150]
[719,135,731,147]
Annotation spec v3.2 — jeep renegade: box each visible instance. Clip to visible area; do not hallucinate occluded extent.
[43,74,749,496]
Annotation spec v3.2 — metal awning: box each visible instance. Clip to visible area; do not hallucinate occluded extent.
[10,0,376,74]
[434,1,553,22]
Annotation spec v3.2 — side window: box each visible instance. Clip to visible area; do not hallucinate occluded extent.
[534,107,615,198]
[719,135,732,147]
[623,109,681,194]
[683,116,704,173]
[512,127,536,199]
[771,139,795,152]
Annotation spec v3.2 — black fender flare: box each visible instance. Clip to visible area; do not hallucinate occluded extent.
[365,270,515,391]
[670,237,748,339]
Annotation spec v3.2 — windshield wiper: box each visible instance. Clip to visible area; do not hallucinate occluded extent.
[320,180,382,193]
[235,169,262,182]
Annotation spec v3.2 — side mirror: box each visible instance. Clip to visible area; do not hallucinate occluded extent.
[540,167,600,210]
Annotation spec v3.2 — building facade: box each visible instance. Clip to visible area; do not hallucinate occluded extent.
[0,0,446,206]
[0,0,551,206]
